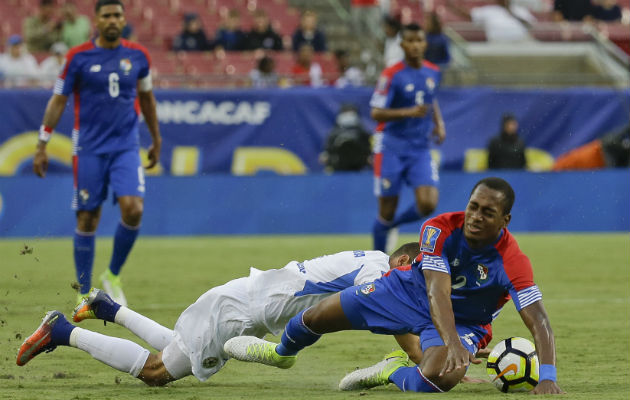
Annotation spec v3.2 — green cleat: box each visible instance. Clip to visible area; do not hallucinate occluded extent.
[338,350,409,391]
[223,336,296,369]
[100,270,127,307]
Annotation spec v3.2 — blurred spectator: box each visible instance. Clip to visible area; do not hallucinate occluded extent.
[214,9,247,51]
[487,113,526,169]
[553,124,630,170]
[122,24,135,40]
[246,10,283,51]
[512,0,549,12]
[383,15,403,67]
[0,35,39,87]
[292,10,327,52]
[553,0,594,22]
[320,104,371,172]
[334,49,364,88]
[60,1,91,48]
[446,0,536,42]
[39,42,68,88]
[23,0,61,52]
[424,12,451,66]
[173,13,212,51]
[592,0,622,22]
[249,55,279,88]
[351,0,384,41]
[291,43,323,87]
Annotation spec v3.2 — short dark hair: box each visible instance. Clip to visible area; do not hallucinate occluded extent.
[95,0,124,13]
[390,242,421,261]
[401,22,423,35]
[470,177,515,215]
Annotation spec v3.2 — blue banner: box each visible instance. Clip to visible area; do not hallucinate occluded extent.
[0,170,627,236]
[0,87,628,175]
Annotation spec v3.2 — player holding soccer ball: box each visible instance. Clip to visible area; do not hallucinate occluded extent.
[16,244,419,386]
[32,0,161,307]
[224,177,564,395]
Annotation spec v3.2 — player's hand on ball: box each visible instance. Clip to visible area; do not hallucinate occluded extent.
[33,149,49,178]
[531,380,565,395]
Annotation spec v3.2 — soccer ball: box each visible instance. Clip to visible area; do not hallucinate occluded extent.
[486,337,539,392]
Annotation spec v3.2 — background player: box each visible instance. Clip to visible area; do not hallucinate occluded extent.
[16,244,420,386]
[370,23,446,252]
[32,0,161,306]
[224,177,564,395]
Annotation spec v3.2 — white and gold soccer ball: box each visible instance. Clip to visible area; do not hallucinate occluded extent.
[486,337,539,392]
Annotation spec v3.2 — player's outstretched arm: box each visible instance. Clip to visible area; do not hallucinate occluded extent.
[137,90,162,169]
[519,301,565,395]
[424,270,480,377]
[34,94,68,178]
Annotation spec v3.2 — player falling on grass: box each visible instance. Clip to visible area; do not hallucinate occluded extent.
[224,177,565,395]
[32,0,161,307]
[16,244,420,386]
[371,22,446,253]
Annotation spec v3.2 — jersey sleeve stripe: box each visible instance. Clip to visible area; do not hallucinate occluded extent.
[420,255,449,274]
[516,285,542,309]
[53,78,65,95]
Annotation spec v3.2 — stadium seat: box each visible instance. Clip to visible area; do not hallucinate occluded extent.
[525,148,554,172]
[463,148,488,172]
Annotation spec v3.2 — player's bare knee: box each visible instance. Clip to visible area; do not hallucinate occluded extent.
[419,367,460,392]
[121,202,143,226]
[138,354,172,386]
[417,199,437,216]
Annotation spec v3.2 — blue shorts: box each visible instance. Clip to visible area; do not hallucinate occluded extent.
[373,149,438,197]
[72,149,145,211]
[340,268,488,354]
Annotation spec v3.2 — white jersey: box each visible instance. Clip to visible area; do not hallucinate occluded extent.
[172,250,390,381]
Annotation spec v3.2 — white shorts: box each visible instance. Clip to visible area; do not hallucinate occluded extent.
[162,340,192,379]
[172,277,267,381]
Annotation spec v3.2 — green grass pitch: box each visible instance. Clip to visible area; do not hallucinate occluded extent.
[0,233,628,399]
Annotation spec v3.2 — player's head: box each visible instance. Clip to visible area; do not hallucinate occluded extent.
[400,23,427,62]
[465,178,515,248]
[95,0,126,43]
[388,242,421,269]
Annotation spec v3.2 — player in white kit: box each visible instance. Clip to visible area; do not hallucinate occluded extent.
[17,243,420,386]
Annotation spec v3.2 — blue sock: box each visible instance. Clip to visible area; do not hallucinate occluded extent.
[50,315,76,346]
[108,221,140,276]
[392,204,423,227]
[372,219,392,251]
[275,310,321,356]
[94,297,121,323]
[74,231,95,295]
[389,366,442,392]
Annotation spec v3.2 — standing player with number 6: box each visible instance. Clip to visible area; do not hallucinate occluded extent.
[370,23,446,252]
[33,0,161,307]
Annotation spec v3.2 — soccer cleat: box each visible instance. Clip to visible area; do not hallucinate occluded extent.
[72,287,119,323]
[338,350,409,391]
[223,336,296,369]
[100,270,127,307]
[16,311,65,366]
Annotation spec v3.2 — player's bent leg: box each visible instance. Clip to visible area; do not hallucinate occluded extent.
[413,185,439,216]
[416,345,466,391]
[118,196,143,227]
[373,196,398,251]
[139,343,191,386]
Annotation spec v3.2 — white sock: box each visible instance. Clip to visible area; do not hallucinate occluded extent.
[114,306,173,351]
[70,327,150,378]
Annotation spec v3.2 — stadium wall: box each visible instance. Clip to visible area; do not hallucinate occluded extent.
[0,170,627,237]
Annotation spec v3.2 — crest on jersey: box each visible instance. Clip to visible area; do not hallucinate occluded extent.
[89,64,101,73]
[426,77,436,91]
[376,76,388,92]
[381,178,391,190]
[420,225,441,253]
[405,83,415,92]
[119,58,132,75]
[359,283,375,296]
[79,189,90,204]
[477,264,488,281]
